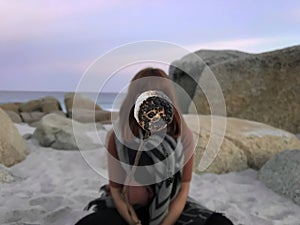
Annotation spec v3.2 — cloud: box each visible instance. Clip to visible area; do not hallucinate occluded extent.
[0,1,120,41]
[0,0,120,22]
[290,8,300,20]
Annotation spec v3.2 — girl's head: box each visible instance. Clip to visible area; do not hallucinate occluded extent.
[119,67,183,141]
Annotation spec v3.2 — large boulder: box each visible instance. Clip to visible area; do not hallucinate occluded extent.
[70,109,112,123]
[4,111,23,123]
[0,103,20,113]
[170,50,249,112]
[0,108,29,167]
[64,93,102,118]
[258,149,300,206]
[20,112,46,124]
[170,46,300,133]
[183,115,300,174]
[2,97,64,126]
[41,96,62,113]
[33,113,100,150]
[19,99,42,112]
[19,97,62,114]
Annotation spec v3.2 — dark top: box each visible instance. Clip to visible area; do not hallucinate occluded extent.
[107,125,194,205]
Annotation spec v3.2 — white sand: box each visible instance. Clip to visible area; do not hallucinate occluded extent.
[1,124,300,225]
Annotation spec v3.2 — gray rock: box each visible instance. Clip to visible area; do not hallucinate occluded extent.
[170,46,300,133]
[258,149,300,206]
[41,96,62,113]
[5,110,23,123]
[64,92,102,117]
[21,112,46,124]
[23,133,33,140]
[19,99,42,112]
[0,103,20,113]
[33,113,100,150]
[29,121,41,128]
[169,50,249,112]
[51,110,66,117]
[184,115,300,173]
[70,109,112,123]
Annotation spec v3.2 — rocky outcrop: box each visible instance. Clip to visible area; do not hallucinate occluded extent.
[183,115,300,174]
[64,93,102,117]
[0,96,64,124]
[19,99,42,112]
[41,96,62,113]
[0,108,29,167]
[21,112,46,124]
[0,92,114,125]
[258,149,300,206]
[64,93,113,123]
[0,103,20,113]
[170,46,300,133]
[71,109,112,123]
[19,97,63,114]
[5,111,22,123]
[33,113,100,150]
[169,50,249,111]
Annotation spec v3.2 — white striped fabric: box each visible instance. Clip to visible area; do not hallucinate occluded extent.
[115,132,184,225]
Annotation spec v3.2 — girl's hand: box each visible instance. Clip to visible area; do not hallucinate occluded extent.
[132,220,142,225]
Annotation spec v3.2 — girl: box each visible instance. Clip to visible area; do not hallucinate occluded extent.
[75,68,233,225]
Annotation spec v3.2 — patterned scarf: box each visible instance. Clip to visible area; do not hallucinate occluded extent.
[114,131,184,225]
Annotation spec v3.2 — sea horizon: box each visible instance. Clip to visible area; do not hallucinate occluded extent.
[0,90,125,112]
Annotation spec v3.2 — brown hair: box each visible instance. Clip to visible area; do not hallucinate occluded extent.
[119,67,183,141]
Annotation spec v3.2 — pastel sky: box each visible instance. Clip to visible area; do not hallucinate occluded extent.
[1,0,299,92]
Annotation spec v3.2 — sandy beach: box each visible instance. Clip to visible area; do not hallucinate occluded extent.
[1,123,300,225]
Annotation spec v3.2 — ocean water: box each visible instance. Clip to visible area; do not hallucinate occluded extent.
[0,91,126,112]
